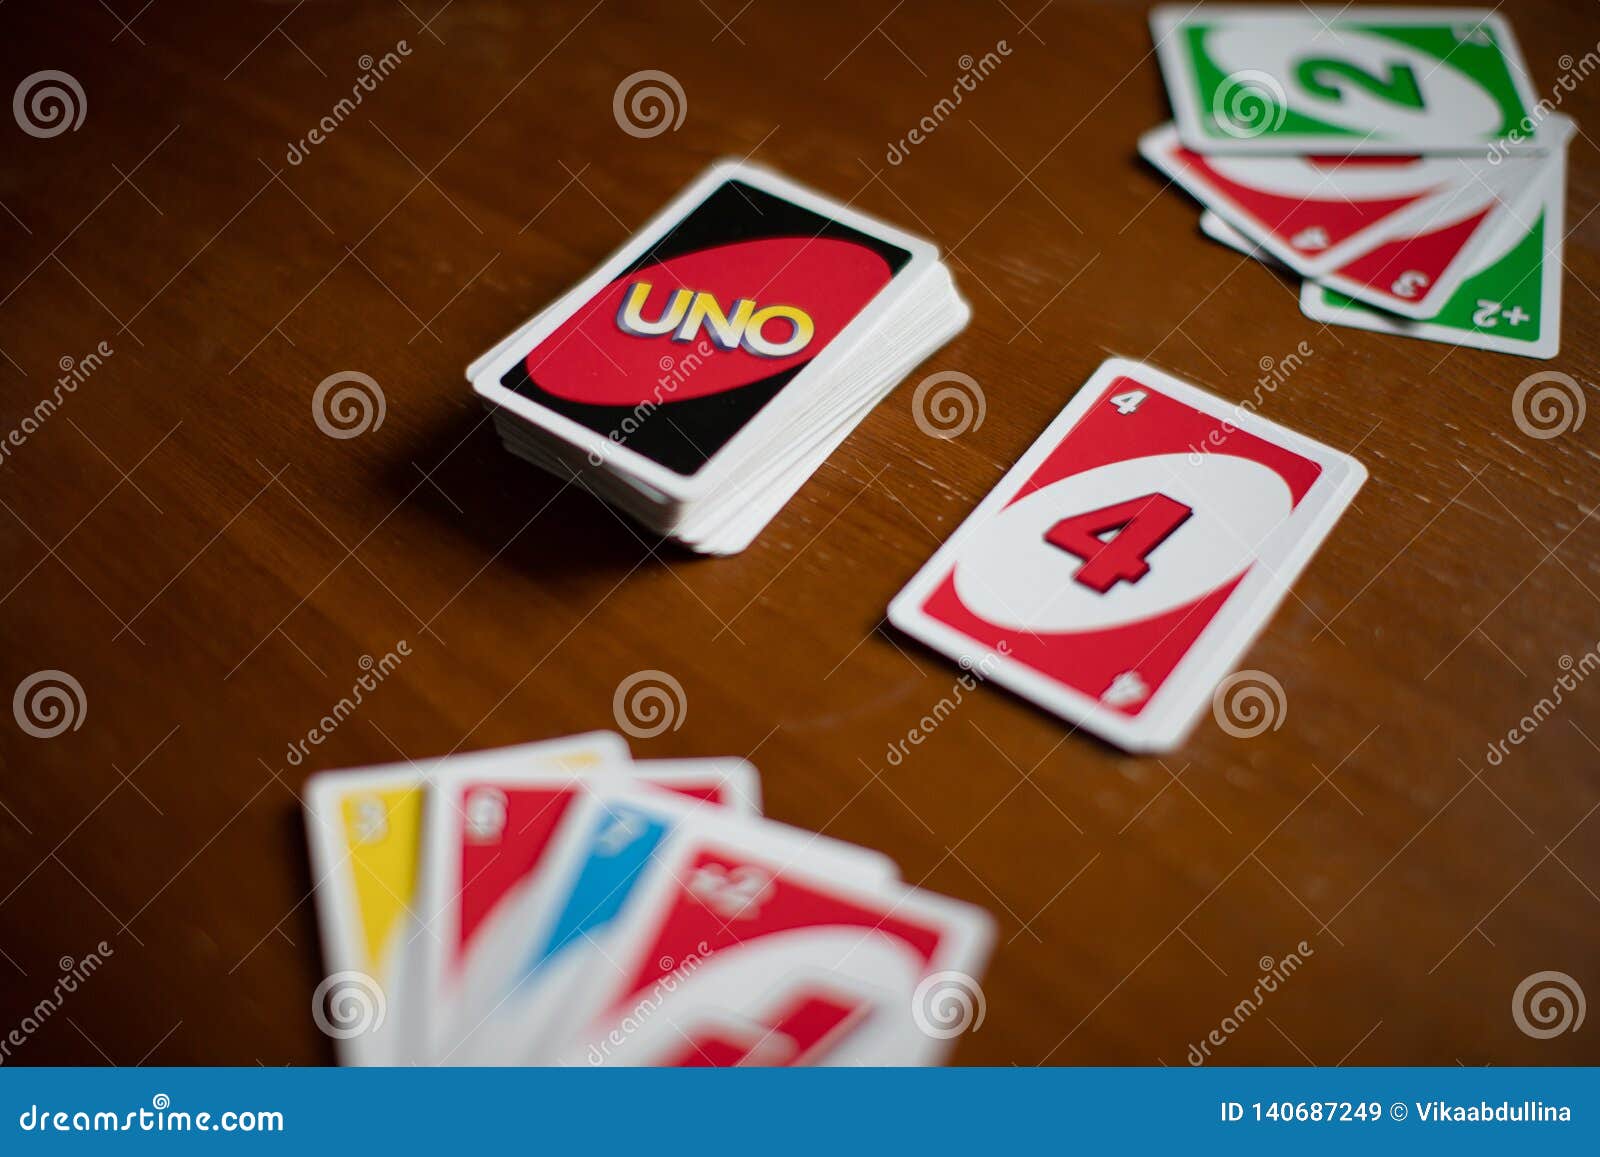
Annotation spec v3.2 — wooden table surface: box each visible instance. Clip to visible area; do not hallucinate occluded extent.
[1,0,1597,1066]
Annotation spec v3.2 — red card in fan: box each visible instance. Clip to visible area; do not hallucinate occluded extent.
[1138,121,1561,319]
[412,739,759,1061]
[552,789,992,1067]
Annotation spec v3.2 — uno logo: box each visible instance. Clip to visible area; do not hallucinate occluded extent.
[617,282,814,358]
[518,236,894,407]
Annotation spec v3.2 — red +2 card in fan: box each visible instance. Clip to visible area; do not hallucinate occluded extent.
[551,789,990,1067]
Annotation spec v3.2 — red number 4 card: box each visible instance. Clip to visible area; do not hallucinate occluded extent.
[888,358,1367,752]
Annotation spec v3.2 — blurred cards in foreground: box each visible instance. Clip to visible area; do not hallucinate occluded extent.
[304,733,993,1065]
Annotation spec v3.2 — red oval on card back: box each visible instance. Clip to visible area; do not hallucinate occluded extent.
[520,236,894,406]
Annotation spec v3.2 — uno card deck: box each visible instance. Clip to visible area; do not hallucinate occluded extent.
[548,788,991,1067]
[1151,6,1545,154]
[888,358,1366,753]
[470,159,969,554]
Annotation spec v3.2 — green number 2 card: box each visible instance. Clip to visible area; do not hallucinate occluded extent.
[1152,6,1547,154]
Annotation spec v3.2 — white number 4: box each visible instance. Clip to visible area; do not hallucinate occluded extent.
[1109,389,1147,415]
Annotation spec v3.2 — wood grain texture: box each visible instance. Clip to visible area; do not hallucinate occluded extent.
[0,0,1597,1065]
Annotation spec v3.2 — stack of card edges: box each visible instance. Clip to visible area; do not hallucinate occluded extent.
[305,733,995,1066]
[1141,5,1573,359]
[468,160,970,554]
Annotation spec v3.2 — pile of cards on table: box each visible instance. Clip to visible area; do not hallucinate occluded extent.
[467,160,970,554]
[889,357,1366,752]
[1141,5,1573,358]
[304,732,994,1065]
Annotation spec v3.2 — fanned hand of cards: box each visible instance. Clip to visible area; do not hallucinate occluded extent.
[303,734,994,1065]
[469,161,970,554]
[1142,5,1573,358]
[889,358,1366,752]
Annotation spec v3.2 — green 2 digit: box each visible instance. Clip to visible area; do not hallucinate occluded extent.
[1294,58,1425,109]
